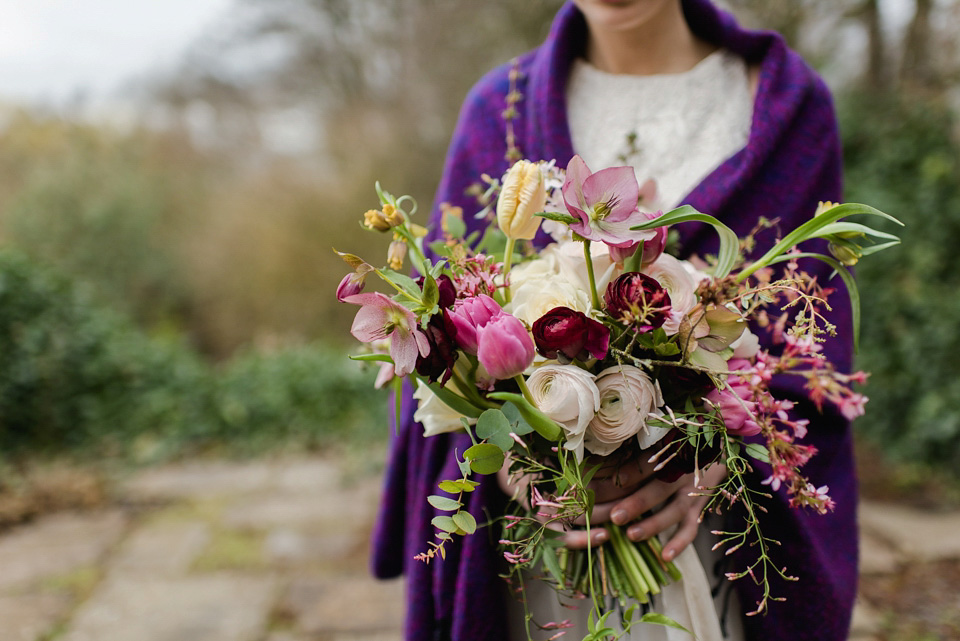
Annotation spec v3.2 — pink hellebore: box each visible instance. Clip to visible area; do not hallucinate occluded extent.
[561,155,657,248]
[449,294,503,354]
[344,292,430,377]
[476,313,536,380]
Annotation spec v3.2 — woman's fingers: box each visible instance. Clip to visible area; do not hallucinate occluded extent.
[609,477,682,526]
[560,526,610,549]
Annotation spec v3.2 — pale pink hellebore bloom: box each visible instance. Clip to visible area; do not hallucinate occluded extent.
[344,292,430,377]
[561,155,657,248]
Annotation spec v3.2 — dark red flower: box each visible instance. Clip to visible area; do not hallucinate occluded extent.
[531,307,610,363]
[416,310,459,385]
[603,272,672,332]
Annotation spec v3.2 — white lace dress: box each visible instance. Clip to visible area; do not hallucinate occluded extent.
[506,49,753,641]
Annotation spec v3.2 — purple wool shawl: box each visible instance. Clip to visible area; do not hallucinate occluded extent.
[371,2,858,640]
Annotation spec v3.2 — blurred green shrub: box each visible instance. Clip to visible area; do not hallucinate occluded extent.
[840,93,960,473]
[0,249,384,461]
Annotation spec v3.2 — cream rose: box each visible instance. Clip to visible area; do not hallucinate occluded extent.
[508,271,593,327]
[545,240,621,298]
[643,253,699,335]
[526,364,600,461]
[585,366,667,456]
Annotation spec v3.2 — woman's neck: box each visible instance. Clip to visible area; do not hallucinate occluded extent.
[583,3,714,76]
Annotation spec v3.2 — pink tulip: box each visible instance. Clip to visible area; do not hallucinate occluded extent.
[344,292,430,377]
[704,361,765,437]
[449,294,503,354]
[476,313,535,380]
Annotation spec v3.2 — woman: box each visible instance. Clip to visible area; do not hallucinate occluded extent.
[372,2,858,640]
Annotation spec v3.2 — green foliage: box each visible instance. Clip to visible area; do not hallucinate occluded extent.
[0,249,384,461]
[840,93,960,473]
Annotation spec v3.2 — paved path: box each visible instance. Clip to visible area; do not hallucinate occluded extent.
[0,454,956,641]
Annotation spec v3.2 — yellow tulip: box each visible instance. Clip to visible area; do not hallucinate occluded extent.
[496,160,546,240]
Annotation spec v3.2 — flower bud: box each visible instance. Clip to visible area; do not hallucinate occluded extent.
[382,203,405,227]
[336,272,367,302]
[476,313,535,380]
[497,160,546,240]
[363,209,392,232]
[387,240,407,270]
[828,241,861,266]
[813,201,837,217]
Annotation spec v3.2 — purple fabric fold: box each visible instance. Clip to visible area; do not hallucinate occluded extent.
[372,2,858,640]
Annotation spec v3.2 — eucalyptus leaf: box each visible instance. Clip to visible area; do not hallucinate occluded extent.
[452,511,477,535]
[431,515,458,533]
[500,402,534,435]
[427,495,462,511]
[463,443,505,475]
[475,409,516,451]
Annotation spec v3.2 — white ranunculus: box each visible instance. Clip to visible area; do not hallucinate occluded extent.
[526,364,600,461]
[643,253,699,335]
[412,380,474,438]
[508,272,593,327]
[585,366,667,456]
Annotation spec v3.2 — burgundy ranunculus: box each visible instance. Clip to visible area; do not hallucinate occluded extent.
[604,272,672,332]
[416,310,459,385]
[531,307,610,363]
[417,274,457,309]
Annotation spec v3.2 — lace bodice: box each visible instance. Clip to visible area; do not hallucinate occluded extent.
[566,49,753,209]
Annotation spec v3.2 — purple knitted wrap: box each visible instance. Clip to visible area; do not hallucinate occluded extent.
[371,2,858,640]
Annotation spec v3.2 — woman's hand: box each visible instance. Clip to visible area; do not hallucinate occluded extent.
[565,460,727,563]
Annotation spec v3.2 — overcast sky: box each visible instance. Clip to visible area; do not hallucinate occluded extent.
[0,0,232,105]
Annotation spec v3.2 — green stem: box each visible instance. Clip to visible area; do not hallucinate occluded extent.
[513,375,534,405]
[502,236,517,304]
[583,240,602,310]
[374,269,422,303]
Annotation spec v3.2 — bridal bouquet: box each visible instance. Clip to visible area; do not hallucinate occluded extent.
[336,155,899,639]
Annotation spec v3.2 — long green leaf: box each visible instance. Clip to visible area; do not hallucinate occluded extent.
[739,203,902,281]
[814,222,901,241]
[765,252,861,352]
[631,205,740,278]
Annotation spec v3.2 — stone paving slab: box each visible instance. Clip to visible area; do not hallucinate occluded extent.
[224,492,377,531]
[263,527,360,569]
[0,592,73,641]
[0,510,127,592]
[860,500,960,561]
[280,575,404,635]
[109,521,210,577]
[62,573,278,641]
[120,460,275,501]
[859,530,902,575]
